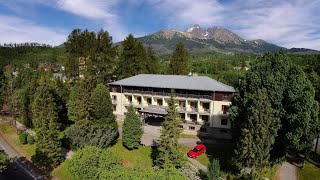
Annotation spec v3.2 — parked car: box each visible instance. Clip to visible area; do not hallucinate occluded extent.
[187,144,206,158]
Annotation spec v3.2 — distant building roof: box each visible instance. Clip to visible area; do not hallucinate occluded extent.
[110,74,235,92]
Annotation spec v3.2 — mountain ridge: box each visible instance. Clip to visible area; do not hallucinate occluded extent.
[131,24,319,55]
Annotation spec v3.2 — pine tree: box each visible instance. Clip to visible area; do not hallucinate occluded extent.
[233,88,273,169]
[67,81,91,122]
[31,76,63,167]
[122,106,143,149]
[92,29,118,84]
[91,83,116,128]
[155,94,184,168]
[168,42,189,75]
[146,46,161,74]
[117,34,147,79]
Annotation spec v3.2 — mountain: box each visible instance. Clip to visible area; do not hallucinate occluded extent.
[133,24,318,55]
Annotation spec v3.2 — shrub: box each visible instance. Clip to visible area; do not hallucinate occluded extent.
[19,132,28,144]
[207,159,222,180]
[27,134,35,144]
[64,120,118,150]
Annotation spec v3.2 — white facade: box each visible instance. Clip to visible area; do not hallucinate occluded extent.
[110,91,232,129]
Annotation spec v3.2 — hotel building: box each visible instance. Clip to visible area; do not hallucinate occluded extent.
[109,74,235,132]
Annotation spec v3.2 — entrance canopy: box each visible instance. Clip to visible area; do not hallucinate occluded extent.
[139,107,168,116]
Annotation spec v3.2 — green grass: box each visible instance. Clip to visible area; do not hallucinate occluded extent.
[181,145,210,167]
[0,123,35,159]
[298,162,320,180]
[52,161,73,180]
[180,134,200,139]
[109,140,153,170]
[298,150,320,180]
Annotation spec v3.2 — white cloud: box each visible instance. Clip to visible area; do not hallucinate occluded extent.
[0,15,67,45]
[149,0,224,29]
[53,0,128,42]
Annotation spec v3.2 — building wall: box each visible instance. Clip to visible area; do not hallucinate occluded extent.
[110,91,232,129]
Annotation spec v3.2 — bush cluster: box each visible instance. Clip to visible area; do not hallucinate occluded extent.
[19,132,35,145]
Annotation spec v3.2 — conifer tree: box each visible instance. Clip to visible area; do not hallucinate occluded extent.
[207,159,222,180]
[122,106,143,149]
[168,42,189,75]
[67,81,91,122]
[91,83,116,128]
[146,46,161,74]
[233,88,273,169]
[31,76,63,167]
[0,67,5,108]
[117,34,147,79]
[155,94,184,168]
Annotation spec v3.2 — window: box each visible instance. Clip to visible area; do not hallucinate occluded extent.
[127,96,132,103]
[179,101,185,108]
[112,105,117,112]
[137,96,142,104]
[223,93,232,101]
[178,125,184,129]
[147,98,152,105]
[157,99,163,106]
[221,119,228,125]
[189,126,195,130]
[222,105,229,114]
[112,95,117,100]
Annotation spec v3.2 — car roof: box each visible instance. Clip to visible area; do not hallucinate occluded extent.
[195,144,205,149]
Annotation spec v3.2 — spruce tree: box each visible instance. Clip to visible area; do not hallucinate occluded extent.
[146,46,161,74]
[31,76,63,167]
[168,42,189,75]
[67,81,91,122]
[91,83,116,128]
[117,34,147,79]
[233,88,273,169]
[122,106,143,149]
[155,94,184,168]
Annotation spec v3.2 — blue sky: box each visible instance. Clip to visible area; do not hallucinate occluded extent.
[0,0,319,50]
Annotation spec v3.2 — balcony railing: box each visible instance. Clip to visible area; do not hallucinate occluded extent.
[218,111,229,115]
[122,89,212,100]
[190,107,198,112]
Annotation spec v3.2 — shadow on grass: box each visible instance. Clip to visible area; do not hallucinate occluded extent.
[196,126,238,175]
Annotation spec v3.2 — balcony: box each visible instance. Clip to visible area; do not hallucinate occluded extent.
[218,111,229,116]
[178,106,186,113]
[122,89,212,100]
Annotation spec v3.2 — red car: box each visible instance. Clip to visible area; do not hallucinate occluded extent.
[187,144,206,158]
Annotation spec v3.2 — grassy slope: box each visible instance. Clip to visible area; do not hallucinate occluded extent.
[0,119,35,159]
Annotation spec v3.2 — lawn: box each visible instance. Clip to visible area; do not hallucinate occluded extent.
[109,140,153,170]
[52,161,74,180]
[297,150,320,180]
[0,122,35,159]
[52,139,154,179]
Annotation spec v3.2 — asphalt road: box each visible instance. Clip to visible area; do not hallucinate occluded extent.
[0,137,37,180]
